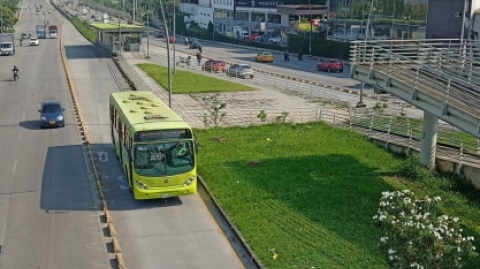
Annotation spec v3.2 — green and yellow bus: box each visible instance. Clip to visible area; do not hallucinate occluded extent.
[109,91,198,200]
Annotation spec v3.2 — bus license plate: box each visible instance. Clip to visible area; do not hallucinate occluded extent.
[161,194,170,199]
[49,120,55,125]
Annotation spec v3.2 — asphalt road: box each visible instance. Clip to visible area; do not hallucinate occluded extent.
[0,2,111,269]
[53,2,247,269]
[147,37,376,93]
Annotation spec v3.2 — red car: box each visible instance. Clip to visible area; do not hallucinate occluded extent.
[203,59,227,72]
[316,58,344,73]
[169,36,176,43]
[244,33,260,41]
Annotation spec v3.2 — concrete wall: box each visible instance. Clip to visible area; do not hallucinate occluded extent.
[426,0,466,38]
[369,138,480,189]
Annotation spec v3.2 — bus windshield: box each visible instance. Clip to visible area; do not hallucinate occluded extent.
[134,141,194,176]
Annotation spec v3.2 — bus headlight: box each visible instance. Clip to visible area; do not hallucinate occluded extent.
[135,181,149,190]
[183,176,195,186]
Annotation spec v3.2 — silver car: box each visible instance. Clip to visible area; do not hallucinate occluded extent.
[227,64,254,79]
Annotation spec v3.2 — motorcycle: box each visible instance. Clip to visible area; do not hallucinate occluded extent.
[283,54,290,62]
[13,70,19,81]
[298,54,305,62]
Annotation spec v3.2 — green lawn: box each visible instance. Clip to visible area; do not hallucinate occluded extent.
[71,17,96,43]
[136,63,257,94]
[195,122,480,269]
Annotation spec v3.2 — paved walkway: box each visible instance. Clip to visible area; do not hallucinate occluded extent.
[119,54,348,128]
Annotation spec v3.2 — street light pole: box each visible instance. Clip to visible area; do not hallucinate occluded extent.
[308,0,312,56]
[146,2,150,58]
[173,1,176,73]
[159,0,172,108]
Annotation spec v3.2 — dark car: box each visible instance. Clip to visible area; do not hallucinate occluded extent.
[38,100,65,128]
[203,59,227,72]
[316,58,344,73]
[185,37,198,45]
[189,40,202,49]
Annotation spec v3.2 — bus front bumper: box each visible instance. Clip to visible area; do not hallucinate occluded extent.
[133,181,197,200]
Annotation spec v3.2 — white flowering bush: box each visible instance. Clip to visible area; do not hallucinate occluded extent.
[373,190,478,268]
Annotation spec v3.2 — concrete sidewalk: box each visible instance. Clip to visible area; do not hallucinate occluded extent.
[117,52,353,128]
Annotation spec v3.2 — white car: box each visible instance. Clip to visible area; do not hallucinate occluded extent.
[267,36,281,43]
[30,38,39,46]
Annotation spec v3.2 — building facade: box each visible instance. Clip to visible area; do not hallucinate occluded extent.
[327,0,429,41]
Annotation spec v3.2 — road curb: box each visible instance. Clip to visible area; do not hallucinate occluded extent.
[148,42,400,104]
[59,21,125,269]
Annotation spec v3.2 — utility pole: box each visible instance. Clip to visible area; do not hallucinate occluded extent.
[159,0,172,108]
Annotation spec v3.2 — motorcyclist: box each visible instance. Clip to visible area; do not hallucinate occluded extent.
[298,50,304,61]
[284,50,290,61]
[12,65,19,79]
[198,46,203,53]
[28,31,31,38]
[19,39,23,46]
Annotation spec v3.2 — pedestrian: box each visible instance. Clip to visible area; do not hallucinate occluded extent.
[196,52,202,66]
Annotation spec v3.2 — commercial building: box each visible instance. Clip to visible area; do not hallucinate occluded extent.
[327,0,477,41]
[179,0,214,30]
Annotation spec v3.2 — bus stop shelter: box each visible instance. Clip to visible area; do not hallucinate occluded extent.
[90,23,146,55]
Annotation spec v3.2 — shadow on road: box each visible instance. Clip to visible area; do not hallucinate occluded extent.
[64,45,111,59]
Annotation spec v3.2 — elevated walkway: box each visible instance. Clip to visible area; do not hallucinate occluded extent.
[350,39,480,167]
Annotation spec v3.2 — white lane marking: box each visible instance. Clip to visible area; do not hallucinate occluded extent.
[12,159,17,174]
[117,176,127,183]
[22,113,25,121]
[0,222,6,251]
[98,151,109,162]
[119,185,129,190]
[18,132,22,141]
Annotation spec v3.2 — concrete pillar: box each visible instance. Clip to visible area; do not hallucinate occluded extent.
[420,112,438,168]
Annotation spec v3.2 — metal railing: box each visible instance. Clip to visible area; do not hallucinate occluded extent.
[350,39,480,120]
[351,39,480,85]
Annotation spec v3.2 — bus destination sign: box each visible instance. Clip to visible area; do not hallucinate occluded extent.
[135,129,192,141]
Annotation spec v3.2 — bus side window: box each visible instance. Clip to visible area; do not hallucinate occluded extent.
[109,104,114,123]
[118,121,124,143]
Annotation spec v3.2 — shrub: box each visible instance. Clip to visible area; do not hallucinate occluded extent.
[373,190,478,268]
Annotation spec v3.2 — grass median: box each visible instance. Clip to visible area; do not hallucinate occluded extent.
[70,17,96,43]
[137,63,257,94]
[195,122,480,269]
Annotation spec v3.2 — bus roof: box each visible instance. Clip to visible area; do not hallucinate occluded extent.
[110,91,191,131]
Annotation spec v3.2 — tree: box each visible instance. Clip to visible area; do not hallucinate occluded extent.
[0,6,17,32]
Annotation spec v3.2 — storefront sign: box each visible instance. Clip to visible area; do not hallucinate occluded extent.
[235,0,283,8]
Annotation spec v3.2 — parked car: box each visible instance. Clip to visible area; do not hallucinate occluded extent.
[316,58,344,72]
[38,100,65,128]
[258,33,272,42]
[203,59,227,72]
[30,38,39,46]
[168,36,176,43]
[267,35,281,43]
[255,51,274,63]
[244,33,260,41]
[227,64,254,79]
[189,41,202,49]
